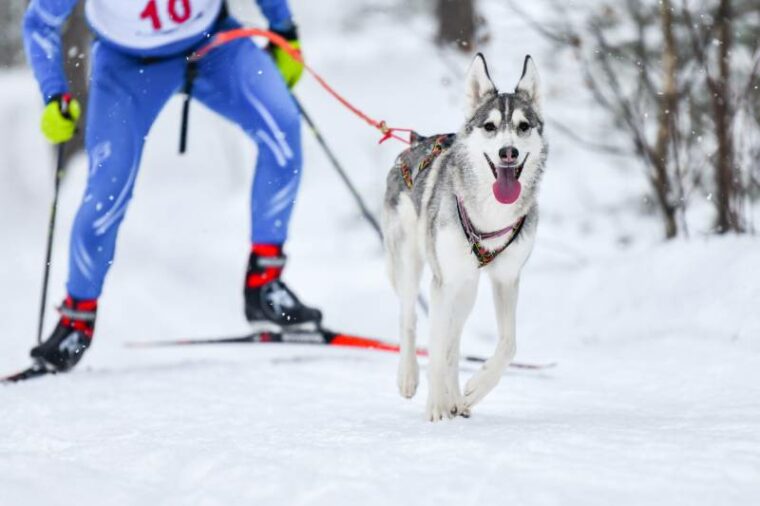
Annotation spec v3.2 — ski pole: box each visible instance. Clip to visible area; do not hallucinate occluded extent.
[36,100,71,344]
[293,96,429,314]
[178,61,198,155]
[293,96,384,239]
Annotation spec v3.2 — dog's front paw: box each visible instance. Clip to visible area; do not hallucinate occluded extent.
[451,392,469,418]
[464,367,504,411]
[425,390,458,422]
[464,354,513,410]
[397,357,419,399]
[426,400,452,422]
[463,373,493,410]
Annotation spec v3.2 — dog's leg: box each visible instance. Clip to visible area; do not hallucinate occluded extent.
[396,249,422,399]
[444,277,479,418]
[464,276,519,410]
[384,197,422,399]
[427,276,478,421]
[427,278,452,422]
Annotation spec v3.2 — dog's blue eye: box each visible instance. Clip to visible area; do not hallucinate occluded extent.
[518,122,531,133]
[483,122,497,132]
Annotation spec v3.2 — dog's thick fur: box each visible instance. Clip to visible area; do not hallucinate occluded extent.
[382,54,547,421]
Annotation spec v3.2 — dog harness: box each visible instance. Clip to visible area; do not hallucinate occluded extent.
[396,133,526,267]
[455,197,526,267]
[398,133,457,189]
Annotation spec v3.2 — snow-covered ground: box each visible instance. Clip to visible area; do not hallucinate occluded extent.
[1,1,759,504]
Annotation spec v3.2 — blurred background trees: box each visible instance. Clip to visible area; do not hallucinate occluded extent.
[435,0,476,52]
[508,0,760,238]
[0,1,26,67]
[0,0,90,167]
[60,2,90,167]
[1,0,757,239]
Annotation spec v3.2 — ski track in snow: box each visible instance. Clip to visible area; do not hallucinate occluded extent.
[1,1,759,504]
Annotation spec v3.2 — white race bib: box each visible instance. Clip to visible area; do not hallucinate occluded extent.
[85,0,223,50]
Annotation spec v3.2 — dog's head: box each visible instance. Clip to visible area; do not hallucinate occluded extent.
[460,54,546,206]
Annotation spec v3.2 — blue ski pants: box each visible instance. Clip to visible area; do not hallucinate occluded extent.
[67,23,302,300]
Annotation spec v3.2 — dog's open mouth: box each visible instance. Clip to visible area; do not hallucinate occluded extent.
[484,153,528,205]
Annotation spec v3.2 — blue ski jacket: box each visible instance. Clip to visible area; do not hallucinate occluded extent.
[23,0,294,101]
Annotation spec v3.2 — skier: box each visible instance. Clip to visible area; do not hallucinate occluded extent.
[23,0,322,372]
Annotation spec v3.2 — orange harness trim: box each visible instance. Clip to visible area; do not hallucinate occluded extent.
[190,28,413,145]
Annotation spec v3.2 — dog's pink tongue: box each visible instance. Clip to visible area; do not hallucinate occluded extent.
[492,165,522,204]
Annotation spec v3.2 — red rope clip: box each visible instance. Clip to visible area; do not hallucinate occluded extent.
[376,122,414,145]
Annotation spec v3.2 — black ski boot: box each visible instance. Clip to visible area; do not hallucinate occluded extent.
[244,245,322,330]
[31,296,97,372]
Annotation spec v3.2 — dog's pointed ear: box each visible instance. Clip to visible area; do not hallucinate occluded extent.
[515,55,541,111]
[465,53,497,116]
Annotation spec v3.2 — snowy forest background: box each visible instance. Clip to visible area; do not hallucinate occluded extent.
[2,0,759,238]
[1,1,759,505]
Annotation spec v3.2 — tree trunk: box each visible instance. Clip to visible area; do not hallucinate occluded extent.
[0,1,25,67]
[651,0,679,239]
[712,0,740,232]
[61,2,91,168]
[435,0,476,52]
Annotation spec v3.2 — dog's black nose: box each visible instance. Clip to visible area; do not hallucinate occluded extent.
[499,146,519,164]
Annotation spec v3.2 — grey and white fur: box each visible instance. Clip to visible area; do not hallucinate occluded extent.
[382,54,547,421]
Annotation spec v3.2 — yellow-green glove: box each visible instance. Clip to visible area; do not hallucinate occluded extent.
[268,26,303,89]
[41,94,81,144]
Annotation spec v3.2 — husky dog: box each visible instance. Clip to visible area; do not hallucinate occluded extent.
[382,54,546,421]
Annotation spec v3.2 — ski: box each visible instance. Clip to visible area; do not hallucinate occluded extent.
[2,330,554,384]
[1,361,54,384]
[126,329,557,370]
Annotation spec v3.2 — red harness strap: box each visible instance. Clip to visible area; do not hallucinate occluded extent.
[190,28,413,145]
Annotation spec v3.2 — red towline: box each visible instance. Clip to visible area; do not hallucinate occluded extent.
[190,27,414,145]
